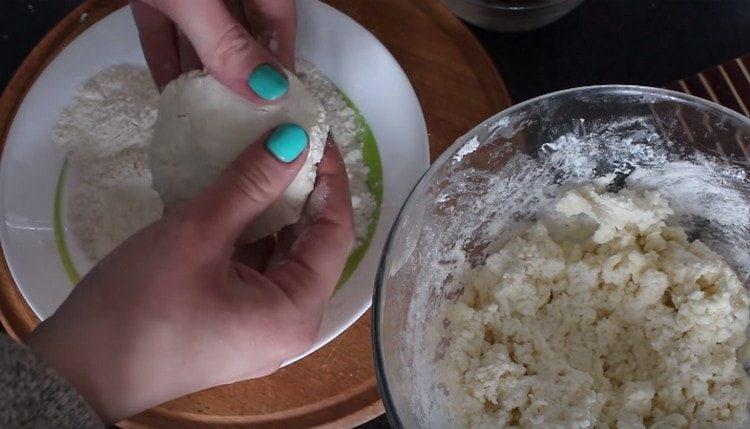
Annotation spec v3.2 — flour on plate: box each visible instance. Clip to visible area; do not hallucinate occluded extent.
[55,64,377,262]
[296,60,376,243]
[442,186,750,428]
[54,66,163,261]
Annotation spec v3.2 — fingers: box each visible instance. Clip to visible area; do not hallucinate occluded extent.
[223,0,253,34]
[266,139,355,308]
[233,236,276,271]
[185,124,310,245]
[167,2,255,78]
[130,1,180,90]
[214,0,254,73]
[177,31,202,73]
[242,0,297,70]
[145,0,289,102]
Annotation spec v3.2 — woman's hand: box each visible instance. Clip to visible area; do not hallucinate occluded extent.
[27,133,354,423]
[131,0,296,101]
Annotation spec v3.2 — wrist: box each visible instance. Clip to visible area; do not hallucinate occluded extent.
[26,319,118,423]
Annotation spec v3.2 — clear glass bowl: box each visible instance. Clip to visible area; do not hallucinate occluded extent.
[441,0,585,32]
[373,86,750,427]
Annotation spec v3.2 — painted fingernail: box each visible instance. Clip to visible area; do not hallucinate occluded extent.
[266,124,308,163]
[248,63,288,101]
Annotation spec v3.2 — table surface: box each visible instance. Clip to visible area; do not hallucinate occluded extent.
[2,0,750,428]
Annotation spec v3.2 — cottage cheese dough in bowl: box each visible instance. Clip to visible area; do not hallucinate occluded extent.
[443,186,750,428]
[373,86,750,428]
[148,70,329,240]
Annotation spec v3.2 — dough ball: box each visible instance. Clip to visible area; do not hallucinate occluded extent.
[148,70,328,240]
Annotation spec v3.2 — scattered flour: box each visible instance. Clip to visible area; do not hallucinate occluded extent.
[55,65,158,164]
[453,136,480,163]
[68,148,163,260]
[54,66,162,261]
[55,64,377,261]
[297,60,376,244]
[442,186,750,428]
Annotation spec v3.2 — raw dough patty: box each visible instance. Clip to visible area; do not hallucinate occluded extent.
[148,70,329,240]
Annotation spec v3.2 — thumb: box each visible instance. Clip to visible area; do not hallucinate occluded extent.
[147,0,289,103]
[185,123,310,244]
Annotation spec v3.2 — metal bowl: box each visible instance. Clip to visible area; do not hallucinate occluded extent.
[441,0,585,32]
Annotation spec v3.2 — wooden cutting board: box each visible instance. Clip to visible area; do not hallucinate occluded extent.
[0,0,511,427]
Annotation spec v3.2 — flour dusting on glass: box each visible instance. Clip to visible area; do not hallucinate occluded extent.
[385,90,750,426]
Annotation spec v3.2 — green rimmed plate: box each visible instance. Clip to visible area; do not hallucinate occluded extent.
[0,0,429,366]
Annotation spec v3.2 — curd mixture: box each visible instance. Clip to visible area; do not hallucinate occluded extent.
[442,186,750,428]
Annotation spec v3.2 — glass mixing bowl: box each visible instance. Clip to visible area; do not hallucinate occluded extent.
[373,86,750,427]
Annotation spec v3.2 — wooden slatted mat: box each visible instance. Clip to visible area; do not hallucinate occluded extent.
[664,53,750,159]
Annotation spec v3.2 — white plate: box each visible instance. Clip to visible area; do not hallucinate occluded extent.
[0,0,429,364]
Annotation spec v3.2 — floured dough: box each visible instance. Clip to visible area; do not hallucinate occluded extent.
[148,70,328,240]
[442,186,750,428]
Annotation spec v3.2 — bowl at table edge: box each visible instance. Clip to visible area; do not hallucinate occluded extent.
[372,85,750,427]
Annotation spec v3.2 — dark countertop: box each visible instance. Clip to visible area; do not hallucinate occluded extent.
[4,0,750,103]
[2,1,750,428]
[473,0,750,103]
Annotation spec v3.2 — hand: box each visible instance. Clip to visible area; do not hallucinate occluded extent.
[131,0,296,101]
[27,134,354,423]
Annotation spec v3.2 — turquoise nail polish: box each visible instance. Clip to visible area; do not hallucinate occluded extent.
[266,124,308,163]
[248,64,288,100]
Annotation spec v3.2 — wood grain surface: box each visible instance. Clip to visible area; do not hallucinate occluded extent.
[0,0,510,427]
[664,54,750,159]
